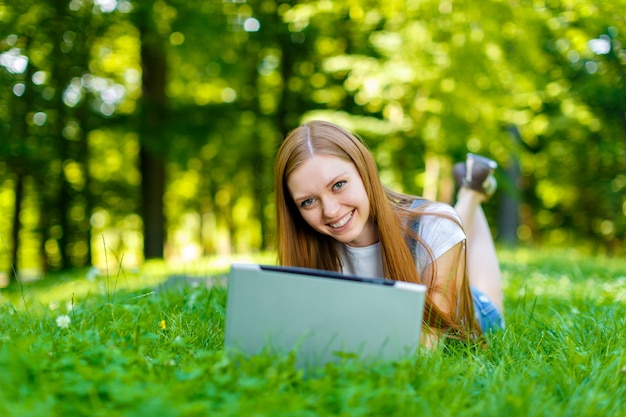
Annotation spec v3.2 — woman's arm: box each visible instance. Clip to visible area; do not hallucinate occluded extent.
[419,240,468,348]
[420,241,465,320]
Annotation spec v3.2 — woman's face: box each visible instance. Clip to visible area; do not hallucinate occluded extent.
[287,154,378,247]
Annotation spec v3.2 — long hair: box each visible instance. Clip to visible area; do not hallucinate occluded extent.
[274,120,479,341]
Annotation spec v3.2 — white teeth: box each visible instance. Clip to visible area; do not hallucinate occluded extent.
[330,211,352,228]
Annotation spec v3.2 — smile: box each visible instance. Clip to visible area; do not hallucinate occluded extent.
[329,211,353,228]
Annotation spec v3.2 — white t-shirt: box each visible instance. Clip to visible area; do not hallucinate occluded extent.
[338,201,466,279]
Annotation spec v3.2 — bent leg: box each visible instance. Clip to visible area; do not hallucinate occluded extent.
[454,187,504,313]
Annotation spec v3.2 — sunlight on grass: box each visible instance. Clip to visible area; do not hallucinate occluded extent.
[499,246,626,306]
[1,252,276,309]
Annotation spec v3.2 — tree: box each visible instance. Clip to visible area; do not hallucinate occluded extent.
[0,0,99,278]
[133,3,168,260]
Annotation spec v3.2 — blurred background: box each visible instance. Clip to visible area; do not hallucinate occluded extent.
[0,0,624,284]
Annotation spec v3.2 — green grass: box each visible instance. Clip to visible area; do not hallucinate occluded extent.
[0,247,625,416]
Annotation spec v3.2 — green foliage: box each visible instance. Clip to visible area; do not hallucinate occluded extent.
[0,248,624,416]
[1,0,625,277]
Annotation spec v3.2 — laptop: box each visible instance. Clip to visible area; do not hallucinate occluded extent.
[224,263,426,368]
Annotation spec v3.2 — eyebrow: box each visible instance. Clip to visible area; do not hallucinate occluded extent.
[291,171,349,202]
[324,171,349,188]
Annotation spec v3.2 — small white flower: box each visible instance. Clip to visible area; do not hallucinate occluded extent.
[56,314,71,329]
[86,267,99,281]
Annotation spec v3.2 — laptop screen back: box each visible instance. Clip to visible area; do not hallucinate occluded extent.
[224,264,426,368]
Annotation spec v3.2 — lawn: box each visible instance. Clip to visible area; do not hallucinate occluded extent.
[0,247,624,416]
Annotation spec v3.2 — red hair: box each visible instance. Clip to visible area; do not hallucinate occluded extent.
[274,120,479,341]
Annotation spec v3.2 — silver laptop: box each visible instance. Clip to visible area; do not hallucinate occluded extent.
[224,263,426,368]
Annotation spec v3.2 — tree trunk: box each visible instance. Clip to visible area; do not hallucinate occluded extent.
[138,7,168,259]
[8,173,25,283]
[498,165,520,246]
[140,148,166,259]
[499,126,522,246]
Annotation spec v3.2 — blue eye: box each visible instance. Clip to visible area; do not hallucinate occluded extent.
[301,198,314,208]
[333,181,346,191]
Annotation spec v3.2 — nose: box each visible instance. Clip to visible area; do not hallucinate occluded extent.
[321,197,340,219]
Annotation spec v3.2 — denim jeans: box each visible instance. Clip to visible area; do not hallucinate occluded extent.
[471,286,505,332]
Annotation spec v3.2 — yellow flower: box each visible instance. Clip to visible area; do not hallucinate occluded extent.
[160,319,166,330]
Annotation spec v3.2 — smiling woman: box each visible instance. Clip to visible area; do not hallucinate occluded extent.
[287,155,375,248]
[274,120,505,346]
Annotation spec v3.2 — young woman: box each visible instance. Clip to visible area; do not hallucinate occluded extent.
[274,120,505,346]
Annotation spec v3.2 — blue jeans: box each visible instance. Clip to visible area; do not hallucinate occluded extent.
[471,287,505,333]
